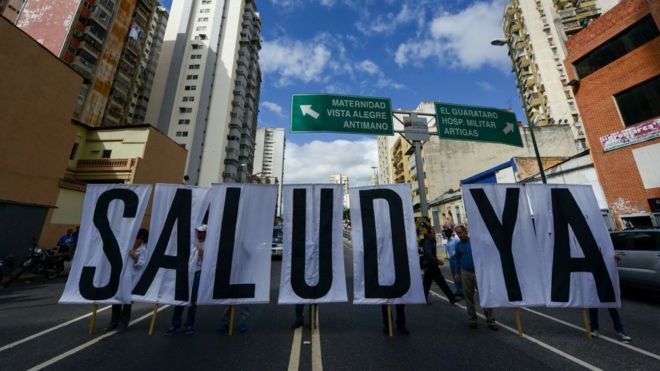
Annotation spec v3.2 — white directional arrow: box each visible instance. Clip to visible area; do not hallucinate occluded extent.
[502,122,514,134]
[300,105,320,119]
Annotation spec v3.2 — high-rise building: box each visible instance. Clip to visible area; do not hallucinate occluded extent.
[253,127,285,214]
[376,136,395,184]
[14,0,165,127]
[502,0,618,150]
[330,174,350,209]
[146,0,262,186]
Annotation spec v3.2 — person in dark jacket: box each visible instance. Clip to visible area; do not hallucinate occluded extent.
[419,221,457,305]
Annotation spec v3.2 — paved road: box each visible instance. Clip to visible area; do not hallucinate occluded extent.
[1,240,659,370]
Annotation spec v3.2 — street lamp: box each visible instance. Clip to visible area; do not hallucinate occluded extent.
[491,38,548,184]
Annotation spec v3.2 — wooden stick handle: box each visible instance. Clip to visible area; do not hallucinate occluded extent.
[148,304,159,336]
[88,304,98,336]
[387,305,394,337]
[514,308,523,337]
[311,304,317,334]
[229,305,236,336]
[581,308,592,341]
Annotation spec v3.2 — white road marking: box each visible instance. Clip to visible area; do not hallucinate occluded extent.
[26,305,170,371]
[443,277,660,361]
[522,307,660,361]
[312,308,323,371]
[0,305,112,353]
[430,291,603,371]
[287,326,303,371]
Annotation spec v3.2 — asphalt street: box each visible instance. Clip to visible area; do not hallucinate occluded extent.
[1,240,659,371]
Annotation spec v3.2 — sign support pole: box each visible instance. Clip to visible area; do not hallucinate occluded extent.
[581,308,592,340]
[88,304,98,335]
[387,305,394,337]
[148,304,158,336]
[229,305,236,336]
[514,308,523,337]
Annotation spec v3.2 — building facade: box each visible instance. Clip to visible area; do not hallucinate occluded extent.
[502,0,618,150]
[376,136,394,184]
[330,174,350,209]
[146,0,262,186]
[253,127,285,214]
[0,17,82,258]
[564,0,660,228]
[14,0,165,127]
[0,0,24,22]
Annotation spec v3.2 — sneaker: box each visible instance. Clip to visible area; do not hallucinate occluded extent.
[216,323,229,332]
[590,330,600,338]
[164,327,180,336]
[239,323,248,333]
[184,326,195,336]
[396,326,410,335]
[291,320,304,329]
[617,332,632,342]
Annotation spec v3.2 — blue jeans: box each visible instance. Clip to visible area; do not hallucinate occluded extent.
[589,308,624,333]
[171,271,201,329]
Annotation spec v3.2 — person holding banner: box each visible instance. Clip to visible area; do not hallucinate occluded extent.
[454,225,497,330]
[445,232,463,298]
[419,222,457,306]
[105,228,149,333]
[291,304,305,329]
[165,224,206,336]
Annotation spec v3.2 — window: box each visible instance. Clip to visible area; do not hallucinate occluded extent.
[179,107,193,113]
[191,54,202,59]
[102,150,112,158]
[192,44,202,50]
[186,74,198,80]
[178,119,191,125]
[69,143,79,160]
[189,64,200,69]
[200,9,210,13]
[183,96,195,102]
[574,16,659,79]
[176,131,189,137]
[185,85,197,91]
[202,0,211,4]
[196,26,207,31]
[615,76,660,127]
[198,17,208,22]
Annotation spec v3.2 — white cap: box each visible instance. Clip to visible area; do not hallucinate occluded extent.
[195,224,207,232]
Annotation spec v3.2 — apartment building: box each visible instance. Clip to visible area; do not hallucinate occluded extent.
[502,0,618,150]
[146,0,262,186]
[376,136,395,184]
[253,127,285,214]
[14,0,164,127]
[0,0,24,22]
[330,174,350,209]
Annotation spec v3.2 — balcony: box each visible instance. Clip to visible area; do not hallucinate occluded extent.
[67,158,138,182]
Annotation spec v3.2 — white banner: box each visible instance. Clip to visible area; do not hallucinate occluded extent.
[350,184,425,304]
[527,184,620,308]
[461,184,545,308]
[131,184,209,305]
[278,185,348,304]
[59,184,151,304]
[197,184,277,305]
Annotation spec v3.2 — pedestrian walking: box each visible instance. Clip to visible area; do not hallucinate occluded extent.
[445,232,463,297]
[589,255,631,343]
[105,228,148,333]
[381,304,408,335]
[419,220,457,305]
[165,224,206,336]
[454,225,497,330]
[217,305,250,333]
[291,304,305,329]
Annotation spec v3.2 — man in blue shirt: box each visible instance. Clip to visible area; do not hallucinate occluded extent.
[445,233,463,297]
[454,225,497,330]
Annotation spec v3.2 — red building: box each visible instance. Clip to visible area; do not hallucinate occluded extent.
[564,0,659,229]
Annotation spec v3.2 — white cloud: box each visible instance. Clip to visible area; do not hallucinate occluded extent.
[477,81,494,91]
[394,0,509,70]
[260,38,332,86]
[262,101,286,117]
[261,35,405,91]
[284,139,378,185]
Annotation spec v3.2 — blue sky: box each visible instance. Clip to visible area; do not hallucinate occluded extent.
[161,0,521,185]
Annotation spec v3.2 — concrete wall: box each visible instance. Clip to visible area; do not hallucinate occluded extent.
[0,18,82,255]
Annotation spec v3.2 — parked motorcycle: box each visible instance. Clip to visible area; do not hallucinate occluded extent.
[4,243,66,288]
[0,255,16,284]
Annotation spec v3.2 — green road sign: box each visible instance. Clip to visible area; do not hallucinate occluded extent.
[291,94,393,135]
[435,102,523,147]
